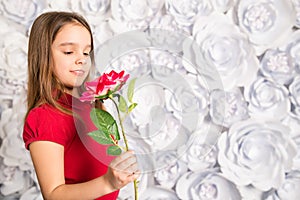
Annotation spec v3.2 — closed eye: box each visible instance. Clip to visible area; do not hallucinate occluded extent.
[64,51,73,55]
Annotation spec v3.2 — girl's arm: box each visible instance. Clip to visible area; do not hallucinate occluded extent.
[29,141,139,200]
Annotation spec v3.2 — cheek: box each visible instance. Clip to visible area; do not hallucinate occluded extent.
[52,61,70,82]
[52,50,73,67]
[53,60,73,78]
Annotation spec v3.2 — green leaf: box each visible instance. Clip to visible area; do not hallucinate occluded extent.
[127,78,137,103]
[118,95,128,113]
[110,121,120,140]
[88,130,113,144]
[90,108,113,130]
[90,108,120,140]
[128,103,138,113]
[107,145,122,156]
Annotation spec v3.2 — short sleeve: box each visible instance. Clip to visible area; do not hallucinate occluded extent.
[23,105,76,150]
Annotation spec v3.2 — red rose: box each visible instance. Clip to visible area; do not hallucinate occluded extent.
[80,70,130,102]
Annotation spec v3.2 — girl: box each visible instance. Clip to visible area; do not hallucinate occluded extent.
[23,11,139,200]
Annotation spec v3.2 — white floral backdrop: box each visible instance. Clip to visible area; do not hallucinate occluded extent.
[1,0,300,199]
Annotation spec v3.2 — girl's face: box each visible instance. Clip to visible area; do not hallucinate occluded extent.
[51,22,92,95]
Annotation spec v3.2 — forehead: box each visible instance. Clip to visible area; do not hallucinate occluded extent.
[53,23,91,46]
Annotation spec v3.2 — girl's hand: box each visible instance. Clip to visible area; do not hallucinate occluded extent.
[104,150,140,190]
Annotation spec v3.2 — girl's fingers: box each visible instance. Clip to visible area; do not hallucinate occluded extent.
[116,156,137,170]
[105,151,140,190]
[129,172,140,181]
[110,150,135,168]
[129,170,140,179]
[111,151,138,172]
[125,162,139,175]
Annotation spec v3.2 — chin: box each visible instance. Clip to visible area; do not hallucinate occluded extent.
[73,80,85,87]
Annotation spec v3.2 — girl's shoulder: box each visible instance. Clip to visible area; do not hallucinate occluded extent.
[25,103,75,133]
[27,103,72,120]
[23,103,76,149]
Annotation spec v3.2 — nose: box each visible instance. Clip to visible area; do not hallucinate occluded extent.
[76,57,87,65]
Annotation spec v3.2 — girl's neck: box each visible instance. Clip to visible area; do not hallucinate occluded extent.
[64,87,80,98]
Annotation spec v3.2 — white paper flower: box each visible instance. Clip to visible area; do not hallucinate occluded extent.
[176,169,241,200]
[70,0,110,16]
[77,0,111,25]
[0,78,26,96]
[140,186,179,200]
[20,186,43,200]
[0,166,32,196]
[185,12,259,90]
[150,50,181,72]
[287,30,300,73]
[0,16,13,35]
[289,76,300,115]
[0,31,28,83]
[291,134,300,171]
[165,72,209,132]
[236,0,296,55]
[0,93,32,171]
[165,0,213,27]
[211,0,236,13]
[292,0,300,28]
[0,103,12,139]
[146,28,189,57]
[46,0,69,10]
[244,77,291,120]
[218,119,297,191]
[264,193,280,200]
[0,159,6,182]
[178,132,218,172]
[0,31,28,96]
[0,130,32,171]
[94,30,152,76]
[105,50,151,79]
[138,112,185,151]
[281,113,300,138]
[48,0,110,27]
[0,0,45,28]
[149,14,191,35]
[236,185,264,200]
[130,79,165,127]
[149,50,186,90]
[210,88,249,127]
[282,113,300,170]
[149,14,180,31]
[260,49,296,85]
[110,0,163,32]
[153,151,188,189]
[263,171,300,200]
[93,21,114,47]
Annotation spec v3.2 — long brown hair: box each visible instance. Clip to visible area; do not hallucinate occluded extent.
[26,11,95,118]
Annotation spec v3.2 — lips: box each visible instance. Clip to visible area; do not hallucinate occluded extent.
[70,69,85,76]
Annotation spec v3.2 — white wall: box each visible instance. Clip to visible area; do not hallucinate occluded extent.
[0,0,300,199]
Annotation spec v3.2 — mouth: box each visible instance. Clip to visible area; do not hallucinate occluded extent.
[70,69,85,76]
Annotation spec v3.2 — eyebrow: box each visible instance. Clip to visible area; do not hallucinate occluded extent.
[59,42,91,48]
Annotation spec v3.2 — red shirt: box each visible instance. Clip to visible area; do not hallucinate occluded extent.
[23,93,119,199]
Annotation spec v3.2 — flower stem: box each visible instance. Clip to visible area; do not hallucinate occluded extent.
[109,97,129,151]
[109,96,138,200]
[109,135,127,152]
[134,180,138,199]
